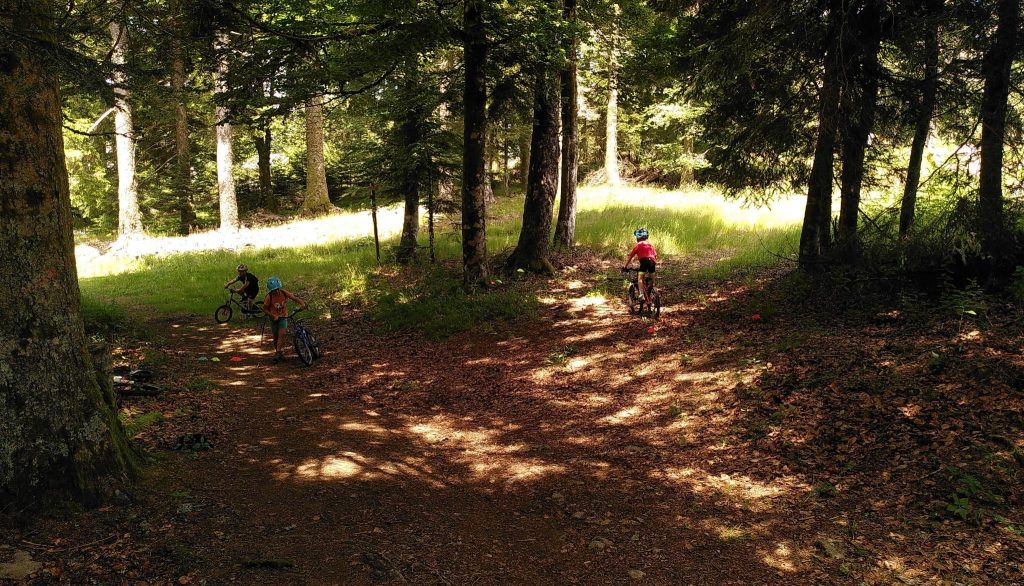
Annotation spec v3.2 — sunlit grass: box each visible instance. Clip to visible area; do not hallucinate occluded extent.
[77,185,802,328]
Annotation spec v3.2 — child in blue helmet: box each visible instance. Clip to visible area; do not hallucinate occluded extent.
[262,276,307,363]
[623,227,657,303]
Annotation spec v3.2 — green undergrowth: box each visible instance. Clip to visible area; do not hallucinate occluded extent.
[78,186,801,338]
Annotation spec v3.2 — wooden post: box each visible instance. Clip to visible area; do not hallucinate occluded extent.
[369,183,381,263]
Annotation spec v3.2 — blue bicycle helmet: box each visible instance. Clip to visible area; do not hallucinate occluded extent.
[634,227,649,241]
[267,276,283,292]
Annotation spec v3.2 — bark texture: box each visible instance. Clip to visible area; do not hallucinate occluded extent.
[213,31,239,232]
[900,1,942,237]
[397,104,423,264]
[799,3,844,267]
[604,10,621,185]
[170,11,195,235]
[508,64,561,274]
[836,0,883,257]
[109,18,143,238]
[462,0,489,287]
[0,3,138,504]
[553,0,579,253]
[254,125,275,212]
[978,0,1019,262]
[302,94,334,215]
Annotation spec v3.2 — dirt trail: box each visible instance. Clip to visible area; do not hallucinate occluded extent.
[137,266,838,586]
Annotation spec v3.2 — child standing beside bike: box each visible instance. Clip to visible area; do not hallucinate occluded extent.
[623,227,657,303]
[263,276,307,364]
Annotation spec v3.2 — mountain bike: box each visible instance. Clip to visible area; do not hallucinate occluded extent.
[288,308,321,366]
[215,287,264,324]
[621,268,662,319]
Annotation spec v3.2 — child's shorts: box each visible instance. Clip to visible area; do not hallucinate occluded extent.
[270,318,288,334]
[639,258,656,273]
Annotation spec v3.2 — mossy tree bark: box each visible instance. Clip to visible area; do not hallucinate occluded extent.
[508,63,561,274]
[397,99,424,264]
[302,94,335,215]
[0,2,139,505]
[462,0,490,288]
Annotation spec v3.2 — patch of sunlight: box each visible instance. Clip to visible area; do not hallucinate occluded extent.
[339,421,389,434]
[569,295,608,311]
[657,468,790,505]
[601,406,642,424]
[761,541,803,572]
[564,280,588,290]
[566,357,589,371]
[537,296,559,305]
[77,204,408,278]
[291,455,366,480]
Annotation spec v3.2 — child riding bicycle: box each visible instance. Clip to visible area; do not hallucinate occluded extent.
[262,276,307,364]
[623,227,657,303]
[225,264,259,313]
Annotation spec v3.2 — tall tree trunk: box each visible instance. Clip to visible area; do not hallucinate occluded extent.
[462,0,489,287]
[978,0,1019,263]
[109,18,143,239]
[213,31,238,232]
[302,94,334,215]
[254,125,275,212]
[604,10,621,185]
[1,3,139,504]
[553,0,579,253]
[397,105,423,264]
[900,2,942,238]
[518,131,531,187]
[170,7,195,235]
[508,64,561,273]
[799,5,844,268]
[836,0,883,257]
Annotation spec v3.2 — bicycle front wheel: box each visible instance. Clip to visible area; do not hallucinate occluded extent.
[651,291,662,319]
[294,333,315,366]
[215,304,233,324]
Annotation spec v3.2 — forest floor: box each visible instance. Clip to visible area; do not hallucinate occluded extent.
[2,248,1023,585]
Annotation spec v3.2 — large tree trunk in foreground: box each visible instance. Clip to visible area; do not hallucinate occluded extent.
[900,2,942,238]
[604,13,621,185]
[170,14,195,235]
[109,18,143,239]
[302,94,334,215]
[254,125,275,212]
[553,0,579,253]
[462,0,489,288]
[1,4,138,504]
[518,131,531,187]
[799,5,844,268]
[508,64,561,274]
[836,0,882,258]
[213,31,239,232]
[978,0,1018,264]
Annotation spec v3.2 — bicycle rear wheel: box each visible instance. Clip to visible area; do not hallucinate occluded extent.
[294,332,315,366]
[627,285,640,315]
[215,304,232,324]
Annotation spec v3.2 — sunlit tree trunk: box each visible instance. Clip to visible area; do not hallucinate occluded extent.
[302,94,334,215]
[978,0,1018,264]
[518,131,531,187]
[836,0,882,258]
[553,0,579,253]
[213,31,239,232]
[900,1,942,238]
[109,17,143,239]
[799,3,844,268]
[254,125,275,212]
[508,62,561,274]
[1,2,139,504]
[170,3,195,235]
[397,102,422,264]
[462,0,489,287]
[604,9,621,185]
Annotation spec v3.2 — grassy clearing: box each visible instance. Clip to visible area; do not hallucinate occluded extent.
[78,186,801,334]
